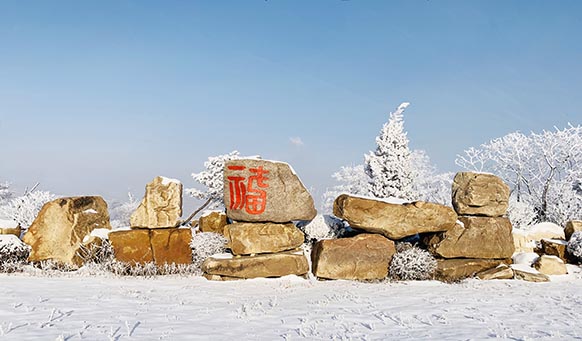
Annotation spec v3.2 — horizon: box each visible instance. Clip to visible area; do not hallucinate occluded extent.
[1,1,581,210]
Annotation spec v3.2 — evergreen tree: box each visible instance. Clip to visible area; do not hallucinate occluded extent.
[364,102,415,200]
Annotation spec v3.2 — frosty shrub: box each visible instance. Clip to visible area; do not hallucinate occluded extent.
[191,232,228,268]
[0,235,30,273]
[76,239,114,265]
[0,190,55,229]
[567,231,582,262]
[297,215,347,245]
[389,243,437,281]
[507,195,538,230]
[109,192,139,228]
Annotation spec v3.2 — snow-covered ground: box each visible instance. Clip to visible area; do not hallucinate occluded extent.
[1,268,582,340]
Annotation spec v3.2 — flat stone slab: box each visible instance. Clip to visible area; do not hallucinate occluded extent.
[225,222,304,255]
[202,252,309,279]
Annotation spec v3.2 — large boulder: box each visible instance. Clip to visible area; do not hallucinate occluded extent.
[224,159,316,222]
[425,217,514,259]
[435,258,511,282]
[225,222,304,255]
[311,234,395,280]
[333,195,457,240]
[109,228,192,265]
[198,211,228,235]
[0,219,21,238]
[22,197,111,266]
[451,172,510,217]
[202,252,309,279]
[533,255,567,275]
[565,220,582,241]
[130,176,183,228]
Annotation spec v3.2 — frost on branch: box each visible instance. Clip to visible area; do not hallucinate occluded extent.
[190,232,228,268]
[0,188,55,229]
[0,181,14,204]
[389,243,437,281]
[322,164,369,212]
[109,192,139,229]
[567,231,582,262]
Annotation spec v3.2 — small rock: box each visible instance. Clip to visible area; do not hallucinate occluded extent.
[451,172,510,217]
[565,220,582,241]
[476,264,514,280]
[198,211,227,235]
[540,239,571,263]
[225,222,304,255]
[202,252,309,279]
[130,176,183,228]
[333,194,457,240]
[311,234,396,280]
[512,264,550,282]
[533,255,568,275]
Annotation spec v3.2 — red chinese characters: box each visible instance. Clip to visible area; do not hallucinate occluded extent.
[227,165,270,215]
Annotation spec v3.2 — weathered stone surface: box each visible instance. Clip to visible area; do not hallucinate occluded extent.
[333,195,457,240]
[435,258,511,282]
[22,197,111,266]
[425,217,514,259]
[565,220,582,241]
[224,159,316,223]
[150,228,192,265]
[0,225,21,238]
[110,228,192,265]
[311,234,396,280]
[512,264,550,282]
[476,264,514,280]
[513,229,535,253]
[109,229,154,264]
[202,252,309,279]
[130,176,183,228]
[452,172,510,217]
[533,255,568,275]
[198,211,227,235]
[225,222,304,255]
[540,239,571,263]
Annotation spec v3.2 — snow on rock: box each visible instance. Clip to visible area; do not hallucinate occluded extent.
[0,218,18,228]
[527,222,565,241]
[346,193,410,205]
[161,176,181,186]
[83,209,98,214]
[201,210,223,218]
[512,252,540,266]
[511,263,541,274]
[0,234,26,251]
[89,228,111,241]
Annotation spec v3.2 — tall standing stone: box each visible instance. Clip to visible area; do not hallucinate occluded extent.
[333,194,457,240]
[22,196,112,266]
[224,159,316,223]
[130,176,183,228]
[452,172,510,217]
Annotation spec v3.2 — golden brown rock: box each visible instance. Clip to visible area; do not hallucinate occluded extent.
[425,217,515,259]
[452,172,510,217]
[202,252,309,279]
[0,226,21,238]
[565,220,582,241]
[224,159,317,223]
[198,211,227,235]
[150,228,192,265]
[225,222,304,255]
[533,255,568,275]
[22,196,112,266]
[311,234,395,280]
[130,176,183,228]
[512,265,550,282]
[109,229,154,264]
[476,264,514,280]
[540,239,571,263]
[333,195,457,240]
[435,258,511,282]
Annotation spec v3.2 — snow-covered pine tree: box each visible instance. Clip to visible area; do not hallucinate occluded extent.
[364,102,415,200]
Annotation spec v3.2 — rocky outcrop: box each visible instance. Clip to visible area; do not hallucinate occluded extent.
[533,255,567,276]
[476,264,514,280]
[224,159,316,222]
[22,196,111,266]
[451,172,510,217]
[311,234,395,280]
[435,258,511,282]
[109,228,192,265]
[225,222,304,255]
[202,252,309,279]
[333,195,457,240]
[425,217,514,259]
[565,220,582,241]
[198,211,227,235]
[130,176,183,228]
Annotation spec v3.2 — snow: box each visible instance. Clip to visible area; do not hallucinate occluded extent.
[1,272,582,339]
[200,210,222,218]
[0,235,25,251]
[0,219,18,228]
[160,176,181,186]
[83,209,98,214]
[90,228,111,240]
[456,219,465,228]
[543,238,569,245]
[347,193,410,205]
[513,252,539,266]
[511,264,542,274]
[529,222,564,236]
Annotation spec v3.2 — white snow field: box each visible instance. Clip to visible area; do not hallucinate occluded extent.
[1,269,582,340]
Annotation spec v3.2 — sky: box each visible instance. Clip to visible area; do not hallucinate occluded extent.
[1,1,581,210]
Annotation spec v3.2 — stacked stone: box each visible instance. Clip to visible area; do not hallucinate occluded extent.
[425,172,517,281]
[0,219,21,238]
[313,195,458,280]
[109,176,192,266]
[202,159,316,280]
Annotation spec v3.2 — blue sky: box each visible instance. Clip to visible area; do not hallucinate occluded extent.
[1,1,581,208]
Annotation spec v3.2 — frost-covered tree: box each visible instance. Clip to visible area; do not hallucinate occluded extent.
[109,192,139,229]
[410,150,454,206]
[190,232,227,268]
[0,181,14,204]
[322,164,369,211]
[0,188,55,228]
[364,102,415,200]
[456,125,582,226]
[567,231,582,262]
